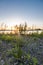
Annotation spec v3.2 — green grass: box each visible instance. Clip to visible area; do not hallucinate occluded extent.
[0,32,43,65]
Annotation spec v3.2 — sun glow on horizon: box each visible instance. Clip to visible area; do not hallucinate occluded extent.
[0,17,43,30]
[0,17,26,27]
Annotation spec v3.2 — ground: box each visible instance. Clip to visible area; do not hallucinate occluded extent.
[0,33,43,65]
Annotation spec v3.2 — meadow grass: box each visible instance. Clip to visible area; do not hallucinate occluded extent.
[0,32,43,65]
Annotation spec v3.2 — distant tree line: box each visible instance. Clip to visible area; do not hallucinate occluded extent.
[0,22,42,35]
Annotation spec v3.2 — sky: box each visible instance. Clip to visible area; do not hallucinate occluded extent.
[0,0,43,28]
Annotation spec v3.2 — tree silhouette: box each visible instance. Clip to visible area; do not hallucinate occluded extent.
[23,22,27,34]
[19,24,23,35]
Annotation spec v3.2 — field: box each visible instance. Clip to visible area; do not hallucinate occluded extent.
[0,32,43,65]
